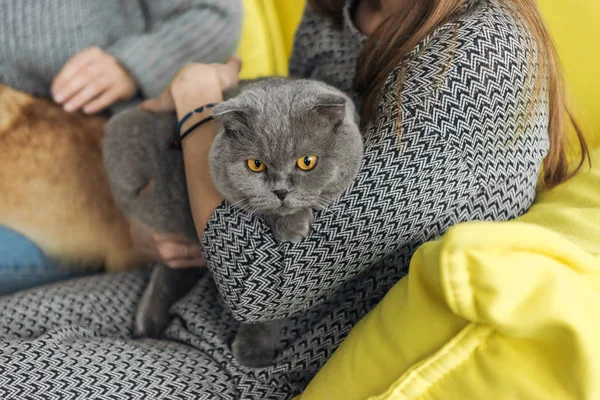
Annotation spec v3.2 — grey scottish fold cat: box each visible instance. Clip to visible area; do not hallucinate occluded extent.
[103,77,363,368]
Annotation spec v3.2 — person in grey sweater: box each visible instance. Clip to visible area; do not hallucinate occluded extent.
[0,0,242,293]
[0,0,243,114]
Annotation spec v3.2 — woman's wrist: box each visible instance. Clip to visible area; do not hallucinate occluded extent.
[174,90,223,120]
[172,75,223,147]
[171,67,223,119]
[164,60,240,241]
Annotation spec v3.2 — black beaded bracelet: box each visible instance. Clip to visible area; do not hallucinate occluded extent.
[170,115,215,150]
[171,103,218,150]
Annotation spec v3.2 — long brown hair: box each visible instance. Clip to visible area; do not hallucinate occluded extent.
[309,0,589,188]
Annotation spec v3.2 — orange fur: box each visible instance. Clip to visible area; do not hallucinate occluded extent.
[0,84,143,272]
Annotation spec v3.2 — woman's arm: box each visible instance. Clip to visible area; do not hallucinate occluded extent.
[107,0,243,99]
[136,59,241,269]
[161,62,242,237]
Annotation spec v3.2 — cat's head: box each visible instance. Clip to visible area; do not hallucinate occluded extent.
[103,108,195,239]
[210,78,364,216]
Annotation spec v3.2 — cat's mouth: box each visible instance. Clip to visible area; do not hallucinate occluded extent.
[246,196,306,216]
[273,202,294,215]
[244,200,298,215]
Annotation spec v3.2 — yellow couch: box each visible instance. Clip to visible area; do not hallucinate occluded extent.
[238,2,600,399]
[539,0,600,150]
[236,0,305,79]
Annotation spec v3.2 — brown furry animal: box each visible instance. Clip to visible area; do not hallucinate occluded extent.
[0,84,143,272]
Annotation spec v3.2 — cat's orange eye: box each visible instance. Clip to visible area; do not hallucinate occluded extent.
[247,159,266,172]
[297,156,318,171]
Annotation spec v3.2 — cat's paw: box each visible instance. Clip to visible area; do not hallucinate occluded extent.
[271,209,314,243]
[133,309,170,339]
[133,289,170,339]
[232,336,276,368]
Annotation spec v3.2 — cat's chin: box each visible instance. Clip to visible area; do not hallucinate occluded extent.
[258,204,302,217]
[273,206,299,216]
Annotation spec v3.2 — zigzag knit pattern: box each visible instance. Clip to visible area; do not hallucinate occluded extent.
[0,1,549,398]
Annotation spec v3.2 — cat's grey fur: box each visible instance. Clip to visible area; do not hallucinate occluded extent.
[103,77,363,368]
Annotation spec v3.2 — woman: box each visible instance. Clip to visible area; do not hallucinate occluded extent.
[0,0,242,293]
[0,0,588,398]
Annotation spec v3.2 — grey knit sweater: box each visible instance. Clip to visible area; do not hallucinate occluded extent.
[0,0,243,99]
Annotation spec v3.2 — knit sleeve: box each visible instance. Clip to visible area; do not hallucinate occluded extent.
[202,6,547,323]
[288,4,327,78]
[106,0,242,98]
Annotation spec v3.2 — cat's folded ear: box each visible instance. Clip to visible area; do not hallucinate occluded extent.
[310,93,348,126]
[212,99,251,137]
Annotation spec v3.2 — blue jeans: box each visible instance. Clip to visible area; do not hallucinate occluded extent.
[0,227,86,294]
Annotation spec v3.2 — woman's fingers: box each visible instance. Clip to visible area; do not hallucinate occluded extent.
[52,47,103,102]
[140,58,242,113]
[129,222,204,268]
[157,241,203,261]
[167,258,206,269]
[55,66,104,105]
[217,56,242,90]
[138,89,175,112]
[129,222,162,259]
[52,46,136,113]
[83,88,120,114]
[227,55,242,69]
[63,78,110,112]
[157,241,204,269]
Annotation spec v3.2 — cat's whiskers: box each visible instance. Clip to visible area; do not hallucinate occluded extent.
[230,198,261,218]
[313,195,333,208]
[230,198,249,209]
[235,199,271,218]
[238,203,255,215]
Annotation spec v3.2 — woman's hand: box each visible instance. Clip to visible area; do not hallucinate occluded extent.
[130,221,205,269]
[140,56,241,114]
[52,47,137,114]
[133,57,241,268]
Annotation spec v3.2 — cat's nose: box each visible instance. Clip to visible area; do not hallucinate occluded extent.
[273,190,289,201]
